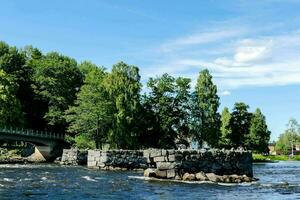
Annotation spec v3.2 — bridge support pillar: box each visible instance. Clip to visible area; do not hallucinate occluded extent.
[29,143,63,162]
[33,146,52,162]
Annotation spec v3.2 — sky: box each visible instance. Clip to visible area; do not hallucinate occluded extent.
[1,0,300,141]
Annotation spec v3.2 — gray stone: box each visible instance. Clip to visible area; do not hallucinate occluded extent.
[150,150,162,157]
[182,173,196,181]
[153,156,165,162]
[167,169,176,178]
[156,162,176,170]
[206,173,219,182]
[168,154,175,162]
[196,172,208,181]
[144,168,156,177]
[155,169,167,178]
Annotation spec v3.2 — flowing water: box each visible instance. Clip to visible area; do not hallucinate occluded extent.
[0,161,299,200]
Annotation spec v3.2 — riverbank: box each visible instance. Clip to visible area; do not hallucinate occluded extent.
[252,153,300,162]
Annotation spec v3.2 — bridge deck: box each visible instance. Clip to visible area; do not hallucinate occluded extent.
[0,127,64,141]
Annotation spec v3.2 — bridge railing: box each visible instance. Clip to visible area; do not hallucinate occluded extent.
[0,126,64,140]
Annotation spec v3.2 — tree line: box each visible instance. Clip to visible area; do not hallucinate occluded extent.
[0,41,271,152]
[275,118,300,155]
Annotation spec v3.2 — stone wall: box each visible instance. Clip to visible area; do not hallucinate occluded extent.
[60,149,87,165]
[86,149,252,178]
[88,150,148,170]
[144,149,253,179]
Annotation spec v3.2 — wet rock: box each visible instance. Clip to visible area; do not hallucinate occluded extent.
[182,173,196,181]
[206,173,220,182]
[144,168,156,178]
[196,172,208,181]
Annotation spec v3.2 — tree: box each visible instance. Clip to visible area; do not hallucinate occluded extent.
[0,69,24,126]
[32,52,83,132]
[104,62,142,149]
[275,118,300,154]
[0,41,30,127]
[228,102,252,148]
[193,69,221,147]
[173,77,192,146]
[142,74,192,148]
[220,107,232,148]
[247,108,271,153]
[143,74,176,148]
[65,65,112,149]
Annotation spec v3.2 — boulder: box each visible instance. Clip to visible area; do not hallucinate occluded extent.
[155,169,167,178]
[206,173,220,182]
[144,168,156,178]
[196,172,208,181]
[182,173,196,181]
[166,169,176,178]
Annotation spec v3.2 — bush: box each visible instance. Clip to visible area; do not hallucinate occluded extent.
[74,134,96,149]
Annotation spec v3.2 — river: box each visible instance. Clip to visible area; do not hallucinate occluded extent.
[0,161,299,200]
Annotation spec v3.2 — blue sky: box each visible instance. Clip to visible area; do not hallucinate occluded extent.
[1,0,300,141]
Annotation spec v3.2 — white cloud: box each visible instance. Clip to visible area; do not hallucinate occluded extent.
[143,28,300,90]
[220,90,231,96]
[234,39,273,63]
[159,29,245,53]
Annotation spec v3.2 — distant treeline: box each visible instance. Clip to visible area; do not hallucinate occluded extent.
[0,41,270,152]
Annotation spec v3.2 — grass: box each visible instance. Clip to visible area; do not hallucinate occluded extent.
[253,153,300,162]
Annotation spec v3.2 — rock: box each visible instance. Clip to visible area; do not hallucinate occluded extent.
[156,162,176,170]
[182,173,196,181]
[155,169,167,178]
[167,169,176,178]
[206,173,220,182]
[168,154,175,162]
[150,150,162,157]
[144,168,156,178]
[196,172,208,181]
[153,156,165,162]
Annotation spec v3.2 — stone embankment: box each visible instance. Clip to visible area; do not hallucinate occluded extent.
[61,148,255,183]
[60,149,87,165]
[87,150,148,170]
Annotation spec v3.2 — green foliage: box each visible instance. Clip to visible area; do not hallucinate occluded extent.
[0,40,273,151]
[32,52,83,131]
[193,69,221,147]
[227,102,252,148]
[247,108,271,153]
[252,153,300,162]
[104,62,142,149]
[275,118,300,154]
[65,65,112,149]
[142,74,192,148]
[74,135,96,149]
[220,107,231,148]
[0,69,24,126]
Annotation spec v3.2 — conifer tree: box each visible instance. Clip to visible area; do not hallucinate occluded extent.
[193,69,221,147]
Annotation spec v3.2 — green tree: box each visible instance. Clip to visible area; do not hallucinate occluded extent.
[143,74,176,148]
[220,107,232,148]
[65,66,112,149]
[0,69,24,126]
[32,52,83,132]
[173,77,192,146]
[104,62,142,149]
[142,74,192,148]
[193,69,221,147]
[0,41,30,127]
[275,118,300,154]
[228,102,252,148]
[247,108,271,153]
